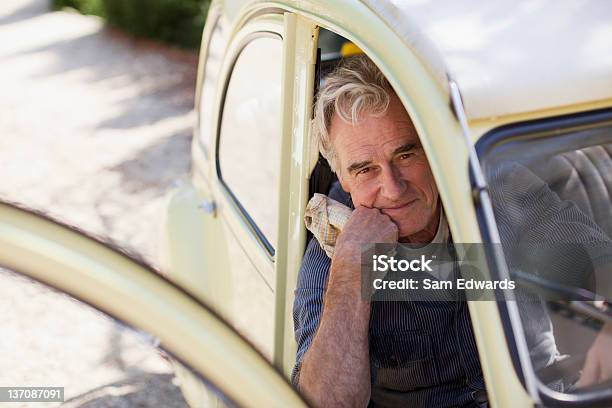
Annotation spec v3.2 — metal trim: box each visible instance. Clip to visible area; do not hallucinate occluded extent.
[448,78,542,404]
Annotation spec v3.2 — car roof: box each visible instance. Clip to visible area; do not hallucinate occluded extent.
[362,0,612,120]
[221,0,612,120]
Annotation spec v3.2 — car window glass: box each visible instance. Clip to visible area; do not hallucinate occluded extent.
[479,122,612,398]
[217,36,283,251]
[199,17,227,155]
[0,266,234,407]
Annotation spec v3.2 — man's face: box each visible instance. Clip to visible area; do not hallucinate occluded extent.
[331,94,440,241]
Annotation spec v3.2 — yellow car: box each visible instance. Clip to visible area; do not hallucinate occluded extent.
[160,0,612,406]
[3,0,611,407]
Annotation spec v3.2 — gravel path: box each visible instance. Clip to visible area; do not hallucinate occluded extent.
[0,1,199,406]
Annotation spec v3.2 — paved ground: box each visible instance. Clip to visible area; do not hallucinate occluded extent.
[0,0,199,406]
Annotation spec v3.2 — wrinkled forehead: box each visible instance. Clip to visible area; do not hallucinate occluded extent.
[330,100,420,165]
[337,132,419,183]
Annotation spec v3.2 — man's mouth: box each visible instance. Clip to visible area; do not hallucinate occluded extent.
[381,200,417,216]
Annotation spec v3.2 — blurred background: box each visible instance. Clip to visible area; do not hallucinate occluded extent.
[51,0,210,49]
[0,0,210,405]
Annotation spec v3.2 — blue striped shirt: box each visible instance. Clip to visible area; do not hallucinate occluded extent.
[291,184,486,407]
[292,236,486,407]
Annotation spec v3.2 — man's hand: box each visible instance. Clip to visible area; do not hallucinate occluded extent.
[334,206,399,269]
[576,322,612,388]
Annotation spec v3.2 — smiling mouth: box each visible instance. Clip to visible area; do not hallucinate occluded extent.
[382,200,417,213]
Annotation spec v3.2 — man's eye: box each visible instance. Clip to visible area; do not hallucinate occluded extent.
[399,153,414,160]
[356,167,370,176]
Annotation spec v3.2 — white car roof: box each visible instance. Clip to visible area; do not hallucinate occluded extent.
[362,0,612,119]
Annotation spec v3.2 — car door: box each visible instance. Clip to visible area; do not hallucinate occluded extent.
[200,12,291,361]
[0,201,306,408]
[161,7,319,378]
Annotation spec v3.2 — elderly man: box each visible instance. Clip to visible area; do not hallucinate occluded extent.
[292,56,484,407]
[292,55,612,407]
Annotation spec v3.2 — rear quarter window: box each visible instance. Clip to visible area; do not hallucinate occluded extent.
[216,35,283,253]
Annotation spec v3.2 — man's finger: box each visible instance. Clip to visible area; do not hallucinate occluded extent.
[576,351,601,388]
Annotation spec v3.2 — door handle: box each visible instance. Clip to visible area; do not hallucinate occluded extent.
[198,200,217,215]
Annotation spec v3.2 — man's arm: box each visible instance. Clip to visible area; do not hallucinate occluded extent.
[298,251,371,407]
[298,207,398,407]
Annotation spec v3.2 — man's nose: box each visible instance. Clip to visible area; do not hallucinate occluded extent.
[380,164,407,201]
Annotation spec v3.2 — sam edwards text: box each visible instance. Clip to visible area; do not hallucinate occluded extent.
[373,278,516,290]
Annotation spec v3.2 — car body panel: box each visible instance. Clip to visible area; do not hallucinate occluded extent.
[158,181,234,407]
[0,201,306,408]
[275,12,319,374]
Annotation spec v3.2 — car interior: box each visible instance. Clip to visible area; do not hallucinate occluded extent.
[306,29,356,244]
[517,138,612,369]
[481,125,612,388]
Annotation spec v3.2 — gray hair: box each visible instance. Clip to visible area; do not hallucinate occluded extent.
[312,55,393,173]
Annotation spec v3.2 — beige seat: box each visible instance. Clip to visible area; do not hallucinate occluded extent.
[537,144,612,359]
[544,144,612,238]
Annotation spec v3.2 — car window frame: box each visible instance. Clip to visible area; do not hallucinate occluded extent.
[195,6,227,161]
[0,200,307,408]
[214,29,284,257]
[474,107,612,407]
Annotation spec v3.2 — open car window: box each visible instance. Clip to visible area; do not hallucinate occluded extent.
[476,110,612,405]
